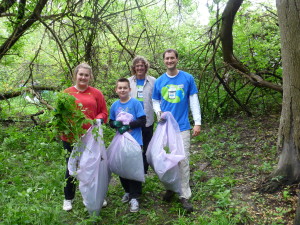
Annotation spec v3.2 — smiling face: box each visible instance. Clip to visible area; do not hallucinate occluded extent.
[116,81,131,102]
[163,51,179,71]
[134,61,146,79]
[75,68,91,89]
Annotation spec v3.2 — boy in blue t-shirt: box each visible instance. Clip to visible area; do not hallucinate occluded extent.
[109,78,146,213]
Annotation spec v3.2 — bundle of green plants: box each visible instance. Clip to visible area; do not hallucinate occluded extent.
[50,92,92,142]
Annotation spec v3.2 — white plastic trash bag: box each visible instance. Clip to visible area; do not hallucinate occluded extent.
[146,111,186,194]
[68,124,109,216]
[107,132,145,182]
[115,111,133,125]
[107,111,144,182]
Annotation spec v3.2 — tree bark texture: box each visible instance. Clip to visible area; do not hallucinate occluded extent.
[275,0,300,183]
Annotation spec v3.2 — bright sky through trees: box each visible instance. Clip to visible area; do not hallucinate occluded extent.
[197,0,275,25]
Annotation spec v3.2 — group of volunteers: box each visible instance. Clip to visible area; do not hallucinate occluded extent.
[61,49,202,214]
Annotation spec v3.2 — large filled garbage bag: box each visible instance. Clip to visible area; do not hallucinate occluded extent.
[146,112,186,194]
[107,112,145,182]
[68,124,109,216]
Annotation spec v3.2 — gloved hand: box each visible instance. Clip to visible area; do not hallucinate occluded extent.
[94,119,103,125]
[118,125,130,134]
[112,120,123,128]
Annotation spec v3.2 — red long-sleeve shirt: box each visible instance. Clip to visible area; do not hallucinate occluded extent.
[61,86,108,141]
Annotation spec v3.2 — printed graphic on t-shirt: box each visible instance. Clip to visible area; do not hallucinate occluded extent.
[136,85,144,102]
[116,106,133,116]
[161,84,185,103]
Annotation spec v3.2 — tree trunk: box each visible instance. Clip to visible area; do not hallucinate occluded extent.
[261,0,300,193]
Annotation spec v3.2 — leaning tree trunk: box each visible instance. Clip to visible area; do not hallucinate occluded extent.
[261,0,300,194]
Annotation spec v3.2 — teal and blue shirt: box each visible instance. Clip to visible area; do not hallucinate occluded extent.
[152,70,198,131]
[110,98,145,145]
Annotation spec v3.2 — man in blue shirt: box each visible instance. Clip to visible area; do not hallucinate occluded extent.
[152,49,201,213]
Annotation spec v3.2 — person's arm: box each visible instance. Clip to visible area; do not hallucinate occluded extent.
[152,98,164,122]
[189,93,201,136]
[152,99,161,114]
[115,115,146,134]
[109,119,123,128]
[95,91,108,123]
[129,115,146,128]
[152,79,165,121]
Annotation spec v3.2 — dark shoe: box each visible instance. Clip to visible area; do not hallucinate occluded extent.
[162,190,175,202]
[180,198,193,213]
[121,193,130,203]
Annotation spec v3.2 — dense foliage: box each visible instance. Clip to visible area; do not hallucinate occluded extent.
[50,92,92,142]
[0,0,280,121]
[1,109,295,224]
[0,0,290,224]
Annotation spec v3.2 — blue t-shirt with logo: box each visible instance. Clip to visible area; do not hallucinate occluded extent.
[152,70,198,131]
[136,79,145,108]
[110,98,145,145]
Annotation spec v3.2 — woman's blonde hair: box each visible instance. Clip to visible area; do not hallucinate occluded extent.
[73,63,93,83]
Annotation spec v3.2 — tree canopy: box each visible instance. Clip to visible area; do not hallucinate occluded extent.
[0,0,281,121]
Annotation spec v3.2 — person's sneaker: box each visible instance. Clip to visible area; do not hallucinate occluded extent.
[121,193,130,203]
[162,190,175,202]
[129,198,139,213]
[63,199,73,211]
[180,198,194,213]
[102,199,107,207]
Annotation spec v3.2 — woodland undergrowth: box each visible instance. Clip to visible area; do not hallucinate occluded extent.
[0,107,297,225]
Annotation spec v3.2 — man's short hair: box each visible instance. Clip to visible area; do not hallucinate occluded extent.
[163,49,178,59]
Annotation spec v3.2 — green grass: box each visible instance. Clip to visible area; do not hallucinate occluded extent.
[0,110,294,225]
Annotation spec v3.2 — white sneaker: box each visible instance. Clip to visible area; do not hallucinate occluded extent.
[63,199,73,211]
[121,193,130,203]
[102,199,107,207]
[129,198,139,213]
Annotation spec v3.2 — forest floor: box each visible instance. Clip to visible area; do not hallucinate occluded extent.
[186,111,298,225]
[102,109,298,224]
[1,107,298,224]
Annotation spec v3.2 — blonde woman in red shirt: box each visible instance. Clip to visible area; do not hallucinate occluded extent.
[61,63,108,211]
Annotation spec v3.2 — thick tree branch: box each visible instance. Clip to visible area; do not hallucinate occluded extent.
[0,0,48,60]
[220,0,283,93]
[0,0,16,14]
[0,86,60,100]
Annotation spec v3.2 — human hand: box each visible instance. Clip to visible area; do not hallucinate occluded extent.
[95,119,103,126]
[156,111,166,124]
[192,125,201,137]
[113,120,123,128]
[118,125,130,134]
